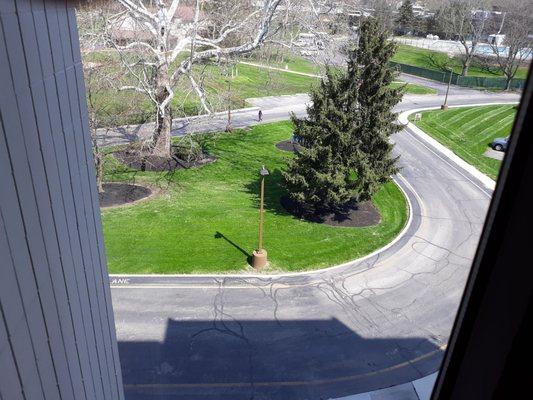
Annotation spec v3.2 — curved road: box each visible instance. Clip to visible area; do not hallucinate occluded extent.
[110,85,520,400]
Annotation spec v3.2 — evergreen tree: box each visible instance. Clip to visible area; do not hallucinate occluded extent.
[350,18,403,200]
[283,18,402,212]
[283,68,360,211]
[426,14,443,36]
[396,0,415,35]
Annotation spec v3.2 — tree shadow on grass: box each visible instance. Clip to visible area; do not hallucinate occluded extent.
[243,167,382,227]
[243,168,293,219]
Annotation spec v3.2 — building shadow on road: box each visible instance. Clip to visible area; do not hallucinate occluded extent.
[118,318,443,400]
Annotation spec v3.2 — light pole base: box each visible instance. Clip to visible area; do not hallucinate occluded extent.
[441,104,449,110]
[252,249,267,269]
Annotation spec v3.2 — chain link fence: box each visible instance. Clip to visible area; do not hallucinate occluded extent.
[390,61,525,90]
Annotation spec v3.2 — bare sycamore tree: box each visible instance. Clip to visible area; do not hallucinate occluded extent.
[426,51,457,74]
[488,0,533,90]
[265,1,325,48]
[262,1,339,67]
[85,62,111,193]
[106,0,285,159]
[368,0,397,33]
[84,55,138,193]
[438,0,490,76]
[78,5,127,193]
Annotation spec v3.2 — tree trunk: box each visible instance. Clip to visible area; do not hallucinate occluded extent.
[461,58,470,76]
[151,63,172,158]
[91,131,104,193]
[505,76,512,91]
[95,154,104,193]
[152,100,172,157]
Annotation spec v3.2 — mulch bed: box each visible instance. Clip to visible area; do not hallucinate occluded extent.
[280,196,381,227]
[114,150,216,172]
[276,140,303,153]
[99,183,152,208]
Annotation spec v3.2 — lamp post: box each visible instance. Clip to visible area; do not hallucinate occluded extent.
[441,52,454,110]
[252,165,269,269]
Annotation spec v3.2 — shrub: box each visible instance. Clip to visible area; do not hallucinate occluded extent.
[173,137,204,163]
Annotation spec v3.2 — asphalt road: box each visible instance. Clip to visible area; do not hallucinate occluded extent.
[110,85,520,400]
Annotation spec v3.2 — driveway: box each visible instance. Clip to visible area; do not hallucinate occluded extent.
[110,86,520,399]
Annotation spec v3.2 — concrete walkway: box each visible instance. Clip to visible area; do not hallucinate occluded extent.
[333,372,438,400]
[239,60,322,78]
[240,60,418,86]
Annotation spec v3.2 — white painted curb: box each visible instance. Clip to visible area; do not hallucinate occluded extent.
[329,372,439,400]
[399,102,518,191]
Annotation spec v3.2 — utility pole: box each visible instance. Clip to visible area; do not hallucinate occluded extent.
[441,68,453,110]
[252,165,269,269]
[441,53,454,110]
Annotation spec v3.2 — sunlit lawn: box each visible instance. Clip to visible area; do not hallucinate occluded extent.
[412,104,517,180]
[393,44,529,79]
[102,121,408,274]
[84,50,435,126]
[85,51,319,125]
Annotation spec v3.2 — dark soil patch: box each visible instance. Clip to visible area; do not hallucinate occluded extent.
[276,140,303,153]
[99,183,152,208]
[114,150,216,172]
[280,196,381,227]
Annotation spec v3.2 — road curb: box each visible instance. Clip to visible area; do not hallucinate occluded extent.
[239,61,323,78]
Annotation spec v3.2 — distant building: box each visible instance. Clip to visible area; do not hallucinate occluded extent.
[109,4,205,45]
[412,3,427,17]
[295,32,328,56]
[488,34,506,47]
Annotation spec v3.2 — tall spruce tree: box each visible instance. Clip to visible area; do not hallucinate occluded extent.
[351,17,403,200]
[283,17,402,213]
[283,68,359,211]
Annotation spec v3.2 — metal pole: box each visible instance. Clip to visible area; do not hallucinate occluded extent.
[258,176,265,251]
[226,79,232,131]
[442,69,452,110]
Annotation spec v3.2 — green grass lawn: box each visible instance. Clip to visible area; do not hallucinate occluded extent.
[102,122,408,274]
[86,51,320,126]
[412,105,517,180]
[245,50,436,94]
[84,50,435,127]
[393,44,530,79]
[246,49,322,75]
[392,82,436,94]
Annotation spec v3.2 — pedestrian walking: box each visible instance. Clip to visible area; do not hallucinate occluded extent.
[258,109,263,122]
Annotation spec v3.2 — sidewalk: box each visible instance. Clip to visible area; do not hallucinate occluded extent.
[96,106,260,147]
[241,60,405,84]
[239,60,322,78]
[332,372,438,400]
[96,94,312,147]
[96,91,519,149]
